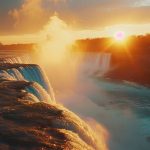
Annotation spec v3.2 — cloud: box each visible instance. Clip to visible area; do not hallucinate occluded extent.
[7,0,69,33]
[8,0,51,33]
[0,0,150,35]
[60,0,150,29]
[134,0,150,6]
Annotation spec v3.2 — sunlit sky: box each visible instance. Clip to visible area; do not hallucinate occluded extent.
[0,0,150,44]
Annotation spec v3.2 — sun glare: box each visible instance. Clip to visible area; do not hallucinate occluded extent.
[114,31,125,42]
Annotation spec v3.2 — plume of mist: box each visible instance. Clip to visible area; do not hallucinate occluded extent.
[38,15,75,64]
[33,14,110,150]
[34,15,83,90]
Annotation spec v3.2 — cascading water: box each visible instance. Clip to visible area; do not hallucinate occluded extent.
[0,51,108,150]
[0,53,31,64]
[0,55,55,103]
[98,53,111,74]
[78,52,112,76]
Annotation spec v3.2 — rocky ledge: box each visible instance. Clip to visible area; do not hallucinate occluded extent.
[0,79,101,150]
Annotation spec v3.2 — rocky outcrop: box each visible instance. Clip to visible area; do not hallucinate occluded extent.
[0,64,102,150]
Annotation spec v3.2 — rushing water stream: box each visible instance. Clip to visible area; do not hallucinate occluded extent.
[56,77,150,150]
[53,52,150,150]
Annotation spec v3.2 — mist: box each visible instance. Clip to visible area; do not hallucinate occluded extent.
[33,15,150,150]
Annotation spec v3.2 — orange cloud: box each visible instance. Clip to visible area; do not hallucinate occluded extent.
[3,0,150,35]
[8,0,50,33]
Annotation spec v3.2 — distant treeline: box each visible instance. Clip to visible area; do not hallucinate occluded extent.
[73,34,150,85]
[0,43,35,52]
[73,34,150,54]
[1,34,150,55]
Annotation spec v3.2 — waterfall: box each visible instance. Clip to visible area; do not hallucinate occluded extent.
[80,52,111,76]
[0,51,109,150]
[0,56,55,103]
[26,82,52,103]
[0,54,31,64]
[97,53,111,74]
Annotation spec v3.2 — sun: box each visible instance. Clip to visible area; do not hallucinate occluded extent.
[114,31,125,42]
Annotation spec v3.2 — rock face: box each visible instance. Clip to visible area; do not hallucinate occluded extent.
[0,63,102,150]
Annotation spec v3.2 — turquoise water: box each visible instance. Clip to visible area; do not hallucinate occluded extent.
[91,78,150,150]
[45,52,150,149]
[57,77,150,150]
